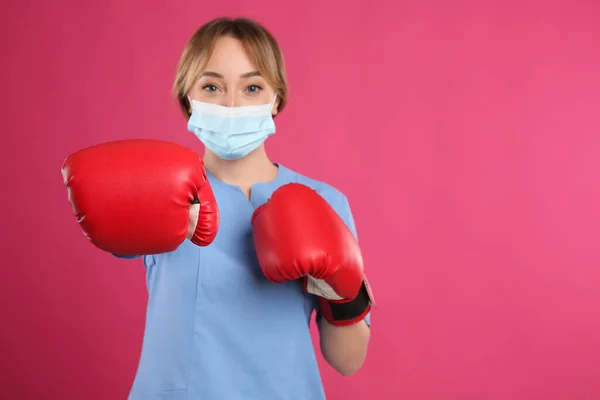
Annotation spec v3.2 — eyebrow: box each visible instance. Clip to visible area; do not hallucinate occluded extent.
[199,71,261,79]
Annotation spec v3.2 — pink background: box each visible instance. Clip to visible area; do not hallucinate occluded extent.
[2,0,600,399]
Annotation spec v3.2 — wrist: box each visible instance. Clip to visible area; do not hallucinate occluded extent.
[318,281,373,327]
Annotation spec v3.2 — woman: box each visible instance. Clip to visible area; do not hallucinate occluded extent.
[63,17,373,400]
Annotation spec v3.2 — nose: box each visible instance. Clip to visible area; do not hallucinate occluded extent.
[223,93,237,108]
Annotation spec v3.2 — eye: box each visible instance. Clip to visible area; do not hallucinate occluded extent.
[246,84,262,94]
[202,84,219,93]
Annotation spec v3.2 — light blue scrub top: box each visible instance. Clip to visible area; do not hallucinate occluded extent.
[118,164,371,400]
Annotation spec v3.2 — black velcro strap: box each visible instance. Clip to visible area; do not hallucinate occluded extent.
[328,283,371,322]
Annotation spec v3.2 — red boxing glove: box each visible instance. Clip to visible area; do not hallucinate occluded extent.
[251,183,374,326]
[61,139,219,255]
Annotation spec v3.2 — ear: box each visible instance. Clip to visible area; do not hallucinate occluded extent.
[186,96,192,115]
[271,97,280,116]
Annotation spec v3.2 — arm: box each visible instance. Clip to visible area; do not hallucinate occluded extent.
[317,189,373,376]
[318,311,371,376]
[252,183,374,375]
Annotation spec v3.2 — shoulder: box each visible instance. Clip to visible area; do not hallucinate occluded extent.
[277,164,358,238]
[278,164,349,207]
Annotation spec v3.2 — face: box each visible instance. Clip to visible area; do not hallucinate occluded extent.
[188,36,279,114]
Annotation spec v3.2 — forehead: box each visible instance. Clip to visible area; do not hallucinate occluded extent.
[203,36,257,75]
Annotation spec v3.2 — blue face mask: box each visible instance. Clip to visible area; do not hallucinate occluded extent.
[187,96,277,160]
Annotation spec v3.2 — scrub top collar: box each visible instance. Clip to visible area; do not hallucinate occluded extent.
[205,162,294,205]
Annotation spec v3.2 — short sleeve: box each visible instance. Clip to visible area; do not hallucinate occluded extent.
[112,254,155,270]
[112,254,141,259]
[319,186,358,242]
[363,312,371,327]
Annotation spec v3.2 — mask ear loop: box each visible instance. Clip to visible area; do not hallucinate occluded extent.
[270,94,278,113]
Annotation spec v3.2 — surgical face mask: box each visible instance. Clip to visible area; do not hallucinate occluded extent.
[187,95,277,160]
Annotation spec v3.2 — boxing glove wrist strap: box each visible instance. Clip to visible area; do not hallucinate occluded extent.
[319,282,373,327]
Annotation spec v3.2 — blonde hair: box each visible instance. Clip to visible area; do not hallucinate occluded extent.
[172,17,289,119]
